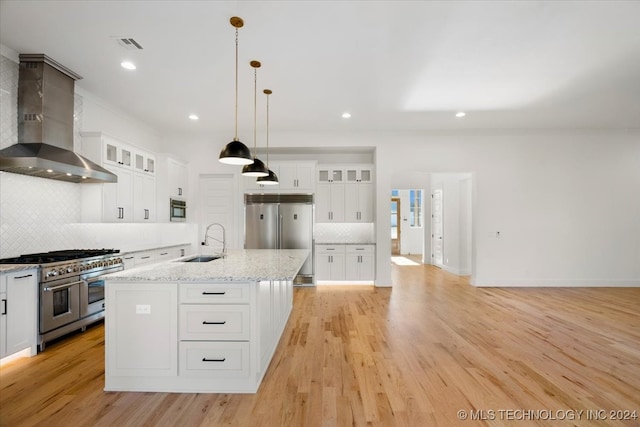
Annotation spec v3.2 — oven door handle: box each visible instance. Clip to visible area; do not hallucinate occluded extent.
[43,280,84,292]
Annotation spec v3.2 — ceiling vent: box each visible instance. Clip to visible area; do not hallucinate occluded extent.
[114,37,143,50]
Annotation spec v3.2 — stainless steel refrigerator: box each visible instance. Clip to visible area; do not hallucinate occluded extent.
[244,193,314,285]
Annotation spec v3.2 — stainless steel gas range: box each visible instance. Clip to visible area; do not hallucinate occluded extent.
[0,249,123,351]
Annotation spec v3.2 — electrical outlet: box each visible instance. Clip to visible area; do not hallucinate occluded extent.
[136,304,151,314]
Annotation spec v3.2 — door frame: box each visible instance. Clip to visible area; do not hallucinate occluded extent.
[391,196,401,255]
[431,184,444,268]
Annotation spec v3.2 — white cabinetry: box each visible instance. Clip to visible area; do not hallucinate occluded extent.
[315,245,346,280]
[344,165,374,222]
[316,166,345,223]
[101,165,134,221]
[277,162,314,191]
[105,278,294,393]
[316,165,374,223]
[242,161,315,193]
[179,282,252,379]
[345,245,375,281]
[105,282,178,377]
[121,245,190,269]
[345,166,373,184]
[134,150,155,176]
[0,269,38,360]
[133,173,156,222]
[167,158,188,199]
[345,181,373,222]
[81,132,156,223]
[156,155,189,222]
[316,244,375,282]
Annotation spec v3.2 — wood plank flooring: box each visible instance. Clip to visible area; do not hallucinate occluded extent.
[1,264,639,426]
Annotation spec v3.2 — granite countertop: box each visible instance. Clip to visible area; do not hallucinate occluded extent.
[0,264,40,274]
[104,249,309,282]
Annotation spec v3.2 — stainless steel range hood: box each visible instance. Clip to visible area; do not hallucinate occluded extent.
[0,54,117,183]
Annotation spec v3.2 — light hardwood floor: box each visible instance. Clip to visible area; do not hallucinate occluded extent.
[1,264,639,426]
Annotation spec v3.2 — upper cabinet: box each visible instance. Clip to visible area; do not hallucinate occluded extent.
[316,164,375,223]
[344,165,374,222]
[167,157,188,199]
[104,140,132,168]
[134,151,156,176]
[156,155,189,222]
[242,161,316,193]
[278,163,314,191]
[317,167,344,183]
[345,166,373,183]
[81,132,157,223]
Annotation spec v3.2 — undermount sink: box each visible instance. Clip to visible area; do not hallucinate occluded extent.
[180,255,223,263]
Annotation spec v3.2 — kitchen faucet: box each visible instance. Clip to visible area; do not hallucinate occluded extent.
[202,223,226,254]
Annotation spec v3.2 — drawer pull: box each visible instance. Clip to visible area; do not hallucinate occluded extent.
[202,321,226,325]
[202,291,226,295]
[202,357,226,362]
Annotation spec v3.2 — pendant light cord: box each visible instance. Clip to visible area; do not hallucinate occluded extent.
[265,91,270,167]
[234,27,239,141]
[253,66,257,159]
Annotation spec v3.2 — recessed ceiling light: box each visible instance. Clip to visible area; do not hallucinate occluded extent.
[121,61,136,70]
[66,173,72,176]
[188,114,199,121]
[455,112,466,118]
[46,169,53,173]
[342,112,351,119]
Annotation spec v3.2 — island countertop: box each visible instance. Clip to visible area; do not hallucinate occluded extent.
[104,249,309,282]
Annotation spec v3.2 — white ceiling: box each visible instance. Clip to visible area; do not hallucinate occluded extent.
[1,0,639,135]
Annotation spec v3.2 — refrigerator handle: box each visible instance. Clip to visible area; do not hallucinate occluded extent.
[278,214,283,249]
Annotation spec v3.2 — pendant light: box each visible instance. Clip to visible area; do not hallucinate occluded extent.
[241,60,269,177]
[219,16,253,165]
[256,89,279,185]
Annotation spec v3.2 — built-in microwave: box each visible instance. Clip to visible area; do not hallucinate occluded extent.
[170,199,186,222]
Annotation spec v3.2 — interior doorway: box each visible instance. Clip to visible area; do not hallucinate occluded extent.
[431,184,444,268]
[391,197,401,255]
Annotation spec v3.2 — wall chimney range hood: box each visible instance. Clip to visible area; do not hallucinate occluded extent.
[0,54,117,183]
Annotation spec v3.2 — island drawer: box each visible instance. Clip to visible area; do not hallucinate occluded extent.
[179,282,251,304]
[179,341,250,378]
[179,305,250,341]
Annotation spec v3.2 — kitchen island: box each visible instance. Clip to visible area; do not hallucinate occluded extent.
[103,249,308,393]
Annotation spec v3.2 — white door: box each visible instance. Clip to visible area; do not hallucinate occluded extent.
[431,185,444,267]
[199,175,235,250]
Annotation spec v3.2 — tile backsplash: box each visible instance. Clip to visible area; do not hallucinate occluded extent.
[315,222,375,243]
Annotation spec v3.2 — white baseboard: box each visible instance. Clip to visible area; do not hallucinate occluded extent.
[471,278,640,287]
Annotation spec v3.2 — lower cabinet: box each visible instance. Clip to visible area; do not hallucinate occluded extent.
[105,278,293,393]
[0,269,38,360]
[315,245,346,280]
[121,245,191,270]
[345,245,376,281]
[316,244,376,282]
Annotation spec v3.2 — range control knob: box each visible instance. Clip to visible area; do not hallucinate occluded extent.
[58,268,66,276]
[47,270,57,277]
